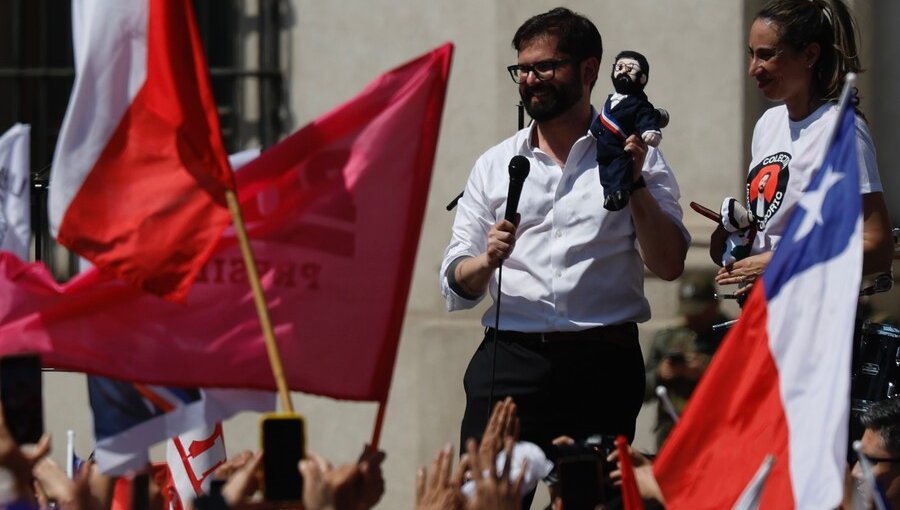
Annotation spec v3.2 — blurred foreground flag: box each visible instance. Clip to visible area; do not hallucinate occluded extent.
[88,376,271,475]
[654,89,862,509]
[0,124,30,260]
[166,423,228,507]
[0,43,453,400]
[49,0,234,301]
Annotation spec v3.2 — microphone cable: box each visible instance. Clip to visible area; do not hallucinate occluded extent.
[487,261,503,421]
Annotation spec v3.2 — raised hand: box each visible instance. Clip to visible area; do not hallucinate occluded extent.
[415,444,465,510]
[464,437,525,510]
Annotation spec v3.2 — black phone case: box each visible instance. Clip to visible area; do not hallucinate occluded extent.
[0,355,44,445]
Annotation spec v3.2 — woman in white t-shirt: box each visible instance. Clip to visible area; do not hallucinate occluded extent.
[710,0,894,295]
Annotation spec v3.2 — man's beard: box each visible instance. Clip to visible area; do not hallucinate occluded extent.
[520,70,583,122]
[612,74,642,95]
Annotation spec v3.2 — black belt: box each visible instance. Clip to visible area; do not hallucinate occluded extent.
[485,323,635,344]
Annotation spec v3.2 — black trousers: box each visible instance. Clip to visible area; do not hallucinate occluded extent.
[460,324,645,453]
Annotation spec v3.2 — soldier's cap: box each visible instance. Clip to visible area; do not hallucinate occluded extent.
[678,269,718,315]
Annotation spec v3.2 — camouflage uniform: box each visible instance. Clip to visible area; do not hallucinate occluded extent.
[644,271,729,449]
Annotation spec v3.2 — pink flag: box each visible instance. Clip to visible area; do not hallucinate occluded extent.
[49,0,234,301]
[653,86,862,509]
[1,43,453,401]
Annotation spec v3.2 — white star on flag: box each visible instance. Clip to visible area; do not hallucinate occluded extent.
[792,165,844,242]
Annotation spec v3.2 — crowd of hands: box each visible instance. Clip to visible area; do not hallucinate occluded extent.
[0,398,385,510]
[414,397,663,510]
[0,398,666,510]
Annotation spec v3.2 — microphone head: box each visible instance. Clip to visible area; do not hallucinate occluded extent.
[508,155,530,180]
[655,108,670,129]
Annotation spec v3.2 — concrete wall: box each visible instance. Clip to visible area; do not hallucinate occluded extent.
[42,2,895,509]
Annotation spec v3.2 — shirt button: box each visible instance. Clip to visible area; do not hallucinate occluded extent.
[555,230,562,238]
[556,270,562,277]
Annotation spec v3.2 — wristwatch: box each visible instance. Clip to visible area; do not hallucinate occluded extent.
[630,175,646,192]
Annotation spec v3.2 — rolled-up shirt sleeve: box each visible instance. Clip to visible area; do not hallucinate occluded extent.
[642,147,691,245]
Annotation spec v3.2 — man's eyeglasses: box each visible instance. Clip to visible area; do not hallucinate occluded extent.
[613,61,641,74]
[507,59,574,84]
[866,455,900,465]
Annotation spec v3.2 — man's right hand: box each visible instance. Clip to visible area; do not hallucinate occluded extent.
[451,219,519,298]
[484,218,518,269]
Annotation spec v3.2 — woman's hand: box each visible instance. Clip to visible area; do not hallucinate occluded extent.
[715,251,774,295]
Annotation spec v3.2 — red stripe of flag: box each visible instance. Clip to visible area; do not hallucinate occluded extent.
[55,0,234,302]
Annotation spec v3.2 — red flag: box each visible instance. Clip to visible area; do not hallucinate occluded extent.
[1,43,453,400]
[615,436,645,510]
[110,464,176,510]
[49,0,234,301]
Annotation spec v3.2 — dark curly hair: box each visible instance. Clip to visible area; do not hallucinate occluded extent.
[859,398,900,457]
[512,7,603,65]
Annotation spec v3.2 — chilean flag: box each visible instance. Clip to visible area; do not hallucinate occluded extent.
[654,80,863,509]
[49,0,234,301]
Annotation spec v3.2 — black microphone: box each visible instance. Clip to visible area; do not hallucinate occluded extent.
[655,108,670,129]
[504,155,530,223]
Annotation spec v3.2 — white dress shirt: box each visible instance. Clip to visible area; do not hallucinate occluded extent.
[440,115,688,332]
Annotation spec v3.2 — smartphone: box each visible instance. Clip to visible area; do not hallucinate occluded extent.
[559,455,604,510]
[0,354,44,445]
[260,412,306,502]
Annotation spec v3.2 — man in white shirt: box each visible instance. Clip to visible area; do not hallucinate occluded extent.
[440,7,688,451]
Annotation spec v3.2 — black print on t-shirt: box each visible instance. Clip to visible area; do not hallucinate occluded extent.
[746,152,791,230]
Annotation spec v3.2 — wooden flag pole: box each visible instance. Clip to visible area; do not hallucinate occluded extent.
[225,189,294,413]
[369,400,387,451]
